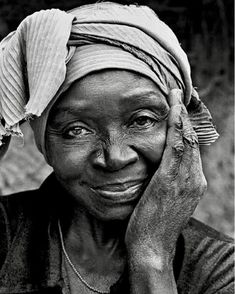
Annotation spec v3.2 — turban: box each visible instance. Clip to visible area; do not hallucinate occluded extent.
[0,2,219,157]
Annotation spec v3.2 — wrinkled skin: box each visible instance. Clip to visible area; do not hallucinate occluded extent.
[46,70,168,221]
[126,89,207,293]
[126,89,206,254]
[0,71,207,293]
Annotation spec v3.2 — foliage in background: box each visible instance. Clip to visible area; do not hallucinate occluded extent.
[0,0,234,236]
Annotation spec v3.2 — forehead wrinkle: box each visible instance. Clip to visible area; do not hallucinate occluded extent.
[54,97,89,111]
[120,88,168,108]
[122,86,165,96]
[50,87,168,123]
[122,88,166,101]
[49,101,121,125]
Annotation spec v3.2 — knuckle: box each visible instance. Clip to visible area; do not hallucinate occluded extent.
[181,110,199,147]
[182,131,199,147]
[201,176,208,193]
[175,115,183,129]
[172,142,184,156]
[192,174,207,197]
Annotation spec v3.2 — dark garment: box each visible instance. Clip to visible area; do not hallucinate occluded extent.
[0,174,234,294]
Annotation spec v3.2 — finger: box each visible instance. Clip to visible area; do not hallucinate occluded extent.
[181,105,199,148]
[178,102,205,197]
[179,104,201,175]
[167,89,184,150]
[159,89,184,174]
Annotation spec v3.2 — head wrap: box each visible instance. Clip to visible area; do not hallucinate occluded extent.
[0,2,219,158]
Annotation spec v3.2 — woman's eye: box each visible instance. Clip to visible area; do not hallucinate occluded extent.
[64,126,92,138]
[131,116,156,128]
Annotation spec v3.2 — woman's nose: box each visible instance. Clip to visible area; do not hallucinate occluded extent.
[92,142,138,172]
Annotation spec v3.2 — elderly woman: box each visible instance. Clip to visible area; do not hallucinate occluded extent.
[0,2,233,294]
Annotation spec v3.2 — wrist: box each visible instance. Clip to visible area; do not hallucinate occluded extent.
[127,244,172,272]
[128,253,176,294]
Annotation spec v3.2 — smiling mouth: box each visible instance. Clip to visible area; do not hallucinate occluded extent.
[90,180,147,202]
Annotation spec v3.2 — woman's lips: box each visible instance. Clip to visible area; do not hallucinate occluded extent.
[90,180,147,202]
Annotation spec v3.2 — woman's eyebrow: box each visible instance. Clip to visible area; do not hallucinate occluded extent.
[122,88,167,102]
[49,90,169,123]
[121,90,169,111]
[48,107,87,126]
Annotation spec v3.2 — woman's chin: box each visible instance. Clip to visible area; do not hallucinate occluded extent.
[89,204,136,222]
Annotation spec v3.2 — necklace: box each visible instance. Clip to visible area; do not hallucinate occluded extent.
[58,220,110,294]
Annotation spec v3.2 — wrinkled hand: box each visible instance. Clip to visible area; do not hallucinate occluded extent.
[125,89,207,264]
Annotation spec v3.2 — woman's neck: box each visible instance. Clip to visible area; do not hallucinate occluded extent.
[60,203,127,275]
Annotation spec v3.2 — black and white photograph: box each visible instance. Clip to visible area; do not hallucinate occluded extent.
[0,1,234,293]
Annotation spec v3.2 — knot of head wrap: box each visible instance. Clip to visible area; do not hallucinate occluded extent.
[0,2,219,158]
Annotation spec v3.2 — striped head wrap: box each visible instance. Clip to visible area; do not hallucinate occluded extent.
[0,2,219,157]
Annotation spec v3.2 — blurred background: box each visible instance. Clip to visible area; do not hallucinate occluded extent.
[0,0,234,236]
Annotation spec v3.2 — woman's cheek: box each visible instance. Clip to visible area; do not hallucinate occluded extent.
[46,136,92,179]
[131,124,167,166]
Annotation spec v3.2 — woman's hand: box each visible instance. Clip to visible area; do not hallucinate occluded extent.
[125,89,207,293]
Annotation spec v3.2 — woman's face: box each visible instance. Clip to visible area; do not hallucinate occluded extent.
[46,70,169,221]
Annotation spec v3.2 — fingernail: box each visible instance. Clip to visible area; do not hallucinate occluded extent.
[175,89,183,103]
[169,89,183,105]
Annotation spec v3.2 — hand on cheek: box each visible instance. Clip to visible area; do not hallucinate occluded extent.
[125,89,207,265]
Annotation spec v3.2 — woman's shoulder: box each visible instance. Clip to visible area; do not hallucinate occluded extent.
[0,189,40,222]
[177,218,234,293]
[0,189,40,271]
[0,173,54,217]
[183,217,233,244]
[0,188,39,204]
[0,189,43,239]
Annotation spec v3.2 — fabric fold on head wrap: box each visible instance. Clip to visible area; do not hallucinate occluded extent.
[0,2,219,156]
